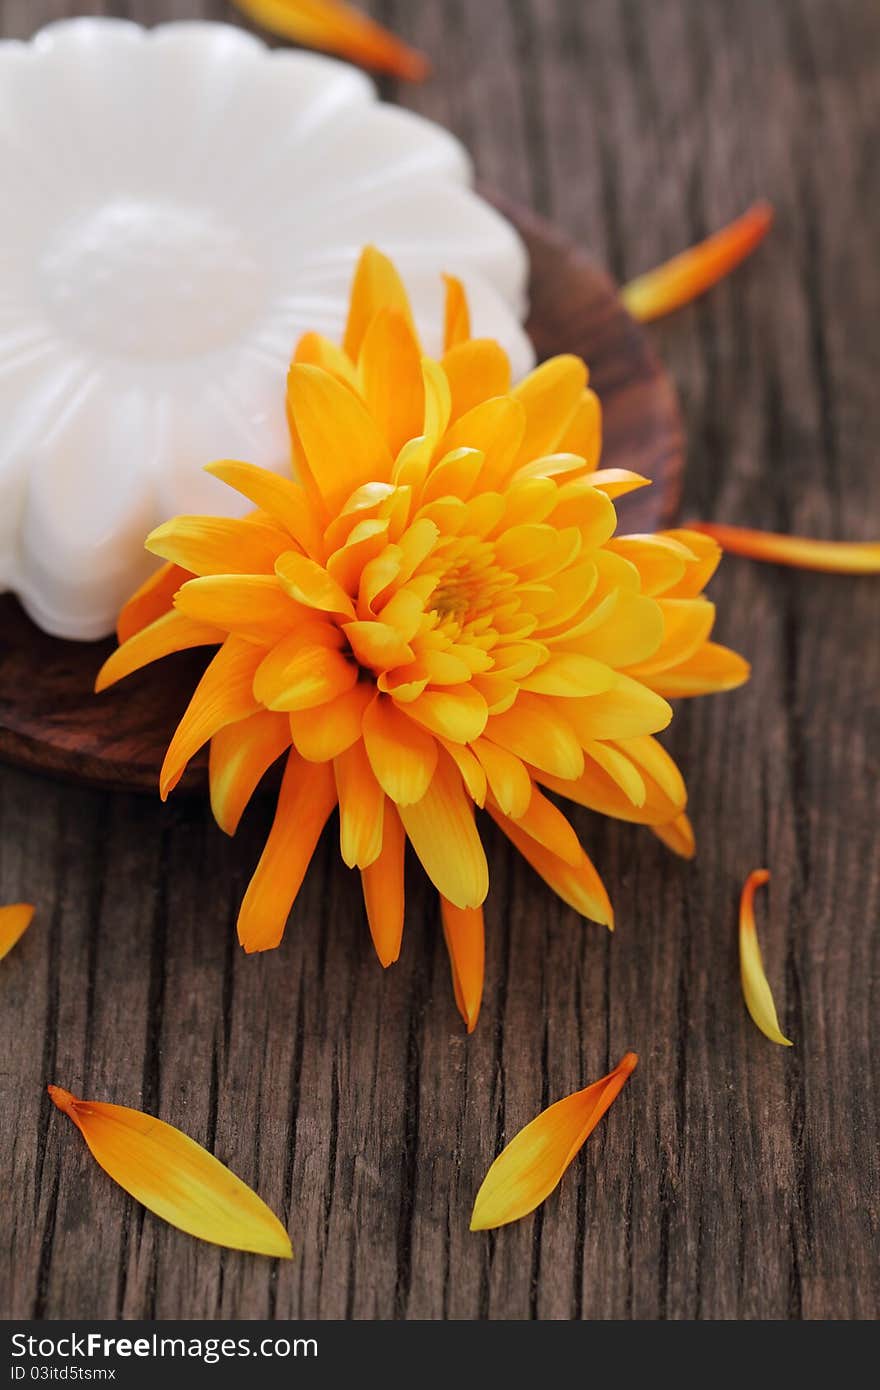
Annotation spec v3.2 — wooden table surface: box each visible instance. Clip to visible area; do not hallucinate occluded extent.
[1,0,878,1322]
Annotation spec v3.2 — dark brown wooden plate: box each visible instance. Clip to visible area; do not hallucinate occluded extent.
[0,198,684,793]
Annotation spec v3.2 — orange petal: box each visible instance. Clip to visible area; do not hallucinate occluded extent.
[237,753,337,952]
[209,710,291,836]
[146,515,287,577]
[510,355,588,474]
[398,754,488,909]
[204,460,323,558]
[252,631,358,712]
[0,904,35,962]
[95,611,220,693]
[687,522,880,574]
[643,641,750,698]
[174,574,306,645]
[471,738,532,817]
[358,307,424,456]
[344,246,420,361]
[334,740,384,868]
[117,561,190,642]
[48,1085,291,1257]
[361,803,406,967]
[621,202,774,322]
[491,805,613,928]
[443,272,471,352]
[362,693,438,804]
[287,363,394,518]
[442,340,511,421]
[470,1053,638,1230]
[651,812,695,859]
[289,680,372,761]
[739,869,793,1046]
[275,550,356,618]
[584,468,650,501]
[232,0,429,81]
[160,638,263,799]
[441,899,484,1033]
[485,694,583,780]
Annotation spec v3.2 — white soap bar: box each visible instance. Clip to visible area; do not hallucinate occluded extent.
[0,18,533,640]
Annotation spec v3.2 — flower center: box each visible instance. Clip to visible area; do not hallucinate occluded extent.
[38,200,267,362]
[428,538,516,629]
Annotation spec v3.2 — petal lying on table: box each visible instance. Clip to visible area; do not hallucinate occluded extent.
[739,869,792,1047]
[688,522,880,574]
[470,1052,638,1230]
[48,1085,292,1258]
[0,903,35,962]
[621,202,774,323]
[233,0,430,81]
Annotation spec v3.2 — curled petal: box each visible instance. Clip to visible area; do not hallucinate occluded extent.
[0,904,35,962]
[204,460,323,558]
[441,899,484,1033]
[490,804,613,928]
[147,515,288,577]
[688,522,880,574]
[470,1053,638,1230]
[739,869,793,1046]
[651,812,695,859]
[48,1085,291,1258]
[621,202,774,322]
[232,0,429,81]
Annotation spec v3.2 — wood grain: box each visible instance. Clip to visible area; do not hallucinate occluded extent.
[0,202,682,792]
[1,0,878,1322]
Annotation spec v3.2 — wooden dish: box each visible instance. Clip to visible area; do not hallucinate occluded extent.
[0,198,684,793]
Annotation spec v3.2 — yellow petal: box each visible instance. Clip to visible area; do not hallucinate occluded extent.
[287,362,393,517]
[510,355,588,473]
[441,899,484,1033]
[343,619,414,672]
[644,642,750,698]
[209,711,291,836]
[584,468,650,501]
[607,533,693,596]
[739,869,792,1046]
[146,515,287,576]
[334,740,385,868]
[518,652,614,700]
[486,694,583,780]
[361,803,406,967]
[656,528,722,598]
[174,574,305,644]
[294,329,359,387]
[577,592,664,668]
[471,738,532,818]
[651,813,695,859]
[398,754,488,909]
[500,785,583,867]
[253,632,358,713]
[0,904,35,962]
[358,307,424,455]
[204,460,323,558]
[289,680,372,761]
[233,0,429,80]
[117,561,190,642]
[362,694,438,804]
[48,1085,291,1258]
[442,340,511,421]
[160,638,263,799]
[564,674,672,742]
[627,597,716,676]
[238,753,337,952]
[344,245,419,359]
[555,388,602,470]
[406,685,489,743]
[688,522,880,574]
[470,1053,638,1230]
[95,611,221,693]
[621,202,774,322]
[275,550,356,618]
[443,272,471,352]
[491,806,612,927]
[441,396,526,488]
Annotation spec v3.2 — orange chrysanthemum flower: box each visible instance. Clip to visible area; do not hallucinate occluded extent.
[98,248,749,1030]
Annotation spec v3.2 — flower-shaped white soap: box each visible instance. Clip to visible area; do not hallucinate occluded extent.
[0,18,533,639]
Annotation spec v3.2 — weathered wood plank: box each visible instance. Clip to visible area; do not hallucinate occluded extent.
[0,0,878,1321]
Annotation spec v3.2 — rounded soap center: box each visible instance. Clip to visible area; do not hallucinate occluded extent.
[39,200,266,360]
